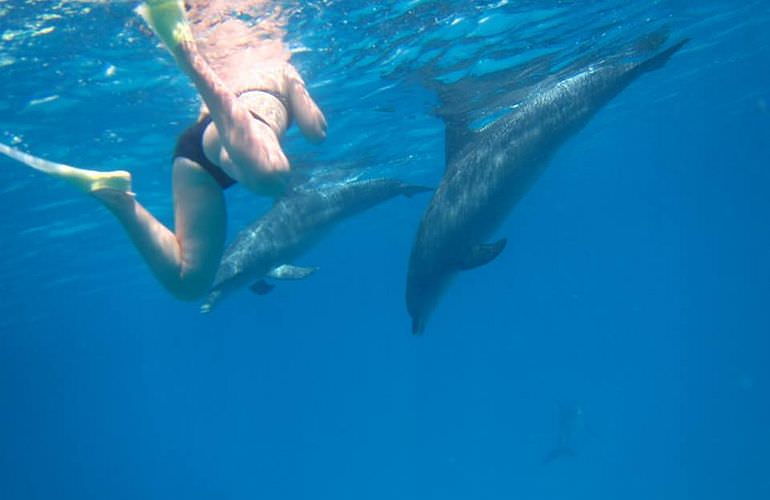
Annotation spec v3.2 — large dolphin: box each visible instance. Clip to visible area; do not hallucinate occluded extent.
[406,35,688,334]
[201,178,431,312]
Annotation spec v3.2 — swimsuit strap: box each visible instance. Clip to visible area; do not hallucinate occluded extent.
[235,87,293,125]
[247,111,273,129]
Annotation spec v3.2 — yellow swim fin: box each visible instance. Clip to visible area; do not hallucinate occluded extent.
[136,0,193,53]
[0,142,131,194]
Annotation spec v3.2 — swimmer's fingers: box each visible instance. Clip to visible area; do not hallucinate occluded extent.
[285,69,327,143]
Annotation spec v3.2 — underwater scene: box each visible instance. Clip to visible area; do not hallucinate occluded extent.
[1,0,769,499]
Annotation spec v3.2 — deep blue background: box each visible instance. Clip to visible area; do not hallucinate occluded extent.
[1,1,768,499]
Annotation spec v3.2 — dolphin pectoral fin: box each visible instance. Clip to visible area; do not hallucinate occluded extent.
[199,290,221,314]
[635,38,690,75]
[459,238,508,270]
[400,184,433,198]
[266,264,318,280]
[249,280,275,295]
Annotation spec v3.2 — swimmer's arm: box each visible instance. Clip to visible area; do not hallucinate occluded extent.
[138,1,289,175]
[285,66,327,143]
[174,43,290,176]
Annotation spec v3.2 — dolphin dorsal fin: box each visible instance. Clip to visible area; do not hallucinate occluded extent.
[443,118,477,165]
[459,238,507,270]
[425,54,555,165]
[432,80,485,165]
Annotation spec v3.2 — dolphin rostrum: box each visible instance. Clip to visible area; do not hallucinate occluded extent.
[406,35,688,334]
[202,178,431,312]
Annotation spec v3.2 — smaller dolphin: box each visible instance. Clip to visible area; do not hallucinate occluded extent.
[543,401,583,465]
[201,178,431,312]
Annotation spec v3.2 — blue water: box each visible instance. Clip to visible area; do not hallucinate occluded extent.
[1,1,769,499]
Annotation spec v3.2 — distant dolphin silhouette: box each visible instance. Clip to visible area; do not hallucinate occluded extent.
[201,178,431,312]
[406,34,688,334]
[543,402,583,465]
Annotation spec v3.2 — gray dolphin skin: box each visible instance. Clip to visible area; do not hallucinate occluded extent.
[201,178,431,312]
[406,36,688,334]
[543,401,583,465]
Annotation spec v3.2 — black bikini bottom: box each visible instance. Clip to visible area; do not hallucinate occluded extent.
[173,115,236,189]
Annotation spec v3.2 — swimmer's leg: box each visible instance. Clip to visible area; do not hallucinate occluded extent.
[136,1,290,184]
[0,142,131,193]
[92,157,226,301]
[135,0,192,53]
[0,142,224,300]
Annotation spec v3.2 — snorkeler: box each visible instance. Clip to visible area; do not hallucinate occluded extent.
[0,0,327,300]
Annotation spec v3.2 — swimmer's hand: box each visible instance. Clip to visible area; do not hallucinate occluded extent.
[210,65,327,192]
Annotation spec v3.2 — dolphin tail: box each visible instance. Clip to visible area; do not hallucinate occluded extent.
[635,38,690,75]
[0,142,132,194]
[400,184,434,198]
[411,316,426,336]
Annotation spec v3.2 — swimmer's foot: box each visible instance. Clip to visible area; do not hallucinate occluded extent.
[0,142,132,194]
[136,0,192,54]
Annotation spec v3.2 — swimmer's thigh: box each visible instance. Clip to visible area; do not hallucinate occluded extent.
[172,157,227,289]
